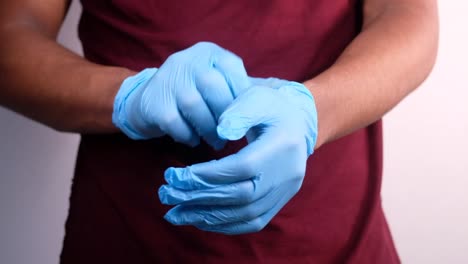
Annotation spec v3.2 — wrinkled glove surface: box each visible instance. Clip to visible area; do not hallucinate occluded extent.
[112,42,249,149]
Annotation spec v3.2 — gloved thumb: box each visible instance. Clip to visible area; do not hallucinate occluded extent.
[217,87,275,141]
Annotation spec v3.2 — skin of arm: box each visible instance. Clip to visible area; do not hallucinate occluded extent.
[307,0,439,149]
[0,0,438,142]
[0,0,135,133]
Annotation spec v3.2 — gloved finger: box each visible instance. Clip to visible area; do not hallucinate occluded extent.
[217,86,283,141]
[176,84,224,150]
[214,49,250,97]
[159,179,255,206]
[186,42,248,98]
[156,105,200,147]
[163,126,279,190]
[194,187,293,235]
[162,151,256,190]
[163,188,278,226]
[195,68,234,122]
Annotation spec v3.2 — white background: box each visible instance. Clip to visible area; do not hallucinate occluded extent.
[0,1,467,263]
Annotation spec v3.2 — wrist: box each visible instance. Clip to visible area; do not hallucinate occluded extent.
[277,82,318,155]
[66,66,136,133]
[303,80,334,150]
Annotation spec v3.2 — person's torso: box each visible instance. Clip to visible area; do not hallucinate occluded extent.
[71,1,399,263]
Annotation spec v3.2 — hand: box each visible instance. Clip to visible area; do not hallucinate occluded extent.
[158,78,318,234]
[112,42,249,149]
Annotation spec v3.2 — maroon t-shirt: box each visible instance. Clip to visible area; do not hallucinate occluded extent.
[61,1,400,263]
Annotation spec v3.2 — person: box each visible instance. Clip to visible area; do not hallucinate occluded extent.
[0,0,438,263]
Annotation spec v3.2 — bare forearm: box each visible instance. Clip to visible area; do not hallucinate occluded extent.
[0,25,134,133]
[306,0,438,148]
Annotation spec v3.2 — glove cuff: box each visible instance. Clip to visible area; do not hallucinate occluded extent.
[112,68,158,139]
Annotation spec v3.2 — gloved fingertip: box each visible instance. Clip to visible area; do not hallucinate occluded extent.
[164,212,178,225]
[158,185,169,204]
[217,119,248,141]
[163,168,176,183]
[164,167,191,189]
[164,206,186,225]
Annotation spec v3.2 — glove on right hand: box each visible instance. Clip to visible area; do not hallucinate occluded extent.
[113,42,250,149]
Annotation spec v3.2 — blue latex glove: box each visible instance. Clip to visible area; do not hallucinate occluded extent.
[112,42,249,149]
[158,78,318,235]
